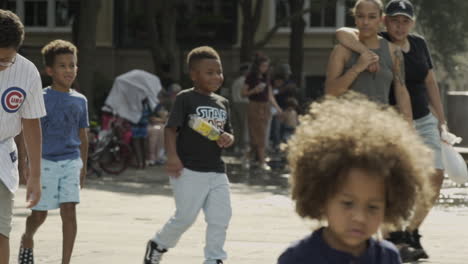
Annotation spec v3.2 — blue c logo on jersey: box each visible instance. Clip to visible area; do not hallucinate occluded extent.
[2,87,26,113]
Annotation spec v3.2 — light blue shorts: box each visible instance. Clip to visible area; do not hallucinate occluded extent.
[414,113,444,170]
[33,158,82,211]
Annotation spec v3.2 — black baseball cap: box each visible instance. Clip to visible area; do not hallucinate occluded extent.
[385,0,414,20]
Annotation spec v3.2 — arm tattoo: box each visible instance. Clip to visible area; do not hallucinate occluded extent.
[393,49,406,86]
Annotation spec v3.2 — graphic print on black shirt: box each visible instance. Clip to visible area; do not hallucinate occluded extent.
[166,88,232,173]
[196,106,227,132]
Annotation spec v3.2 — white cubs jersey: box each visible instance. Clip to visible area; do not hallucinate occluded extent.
[0,53,46,192]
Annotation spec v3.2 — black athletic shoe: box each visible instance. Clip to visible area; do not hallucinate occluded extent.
[387,231,407,245]
[18,247,34,264]
[408,229,429,259]
[387,231,426,262]
[143,240,167,264]
[216,260,224,264]
[399,245,426,263]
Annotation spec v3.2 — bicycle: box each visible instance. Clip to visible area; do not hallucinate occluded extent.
[87,116,133,175]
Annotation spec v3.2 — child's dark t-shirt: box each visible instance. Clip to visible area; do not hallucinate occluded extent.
[166,88,232,173]
[277,227,402,264]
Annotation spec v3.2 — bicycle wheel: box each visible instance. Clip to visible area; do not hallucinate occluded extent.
[99,141,131,175]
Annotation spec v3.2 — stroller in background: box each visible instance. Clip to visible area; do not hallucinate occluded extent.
[88,69,162,176]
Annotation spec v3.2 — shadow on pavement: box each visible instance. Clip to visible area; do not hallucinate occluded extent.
[85,166,173,197]
[84,154,291,197]
[85,153,468,205]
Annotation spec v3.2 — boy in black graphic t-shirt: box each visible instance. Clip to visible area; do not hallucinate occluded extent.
[143,46,234,264]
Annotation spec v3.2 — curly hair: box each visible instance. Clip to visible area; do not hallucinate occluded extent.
[41,39,77,67]
[287,92,434,226]
[187,46,220,70]
[0,9,24,49]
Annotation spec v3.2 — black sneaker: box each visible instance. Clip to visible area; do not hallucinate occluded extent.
[216,260,224,264]
[143,240,167,264]
[18,247,34,264]
[387,231,407,245]
[387,231,426,262]
[408,229,429,259]
[399,245,426,263]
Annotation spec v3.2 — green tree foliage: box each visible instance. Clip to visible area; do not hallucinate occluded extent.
[411,0,468,73]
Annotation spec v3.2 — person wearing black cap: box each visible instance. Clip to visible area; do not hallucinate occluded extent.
[325,0,413,124]
[336,0,447,262]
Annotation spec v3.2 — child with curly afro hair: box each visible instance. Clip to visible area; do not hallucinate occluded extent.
[278,92,434,264]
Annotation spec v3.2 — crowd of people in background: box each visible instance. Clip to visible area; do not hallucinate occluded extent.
[97,52,301,173]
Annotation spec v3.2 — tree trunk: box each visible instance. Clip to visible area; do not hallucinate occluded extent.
[146,0,178,82]
[239,0,264,62]
[0,0,8,9]
[145,0,163,74]
[240,0,311,64]
[240,20,256,62]
[160,2,178,81]
[288,0,305,87]
[76,0,100,116]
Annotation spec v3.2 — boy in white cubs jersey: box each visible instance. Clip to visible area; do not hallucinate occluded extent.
[0,9,46,264]
[18,40,89,264]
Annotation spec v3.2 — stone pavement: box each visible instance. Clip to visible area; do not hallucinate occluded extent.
[8,165,468,264]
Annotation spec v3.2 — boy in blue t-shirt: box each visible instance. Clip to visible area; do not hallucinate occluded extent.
[277,92,434,264]
[18,39,89,264]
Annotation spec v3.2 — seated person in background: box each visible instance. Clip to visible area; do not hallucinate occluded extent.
[279,97,299,142]
[131,98,151,169]
[147,107,168,166]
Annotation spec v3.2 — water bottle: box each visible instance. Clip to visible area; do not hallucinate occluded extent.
[188,115,221,141]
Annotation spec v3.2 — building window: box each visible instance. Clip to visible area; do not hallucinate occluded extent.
[275,0,291,26]
[114,0,238,48]
[272,0,355,33]
[7,0,77,32]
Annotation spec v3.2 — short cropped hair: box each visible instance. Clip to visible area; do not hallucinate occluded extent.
[287,92,434,226]
[41,39,78,67]
[186,46,220,70]
[0,9,25,49]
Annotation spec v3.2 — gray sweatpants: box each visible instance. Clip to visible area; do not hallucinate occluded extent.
[153,168,232,264]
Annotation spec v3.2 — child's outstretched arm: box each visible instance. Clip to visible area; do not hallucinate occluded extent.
[164,126,183,178]
[22,118,42,208]
[79,127,89,188]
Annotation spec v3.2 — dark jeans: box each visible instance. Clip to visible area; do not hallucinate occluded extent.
[232,102,249,151]
[270,115,281,149]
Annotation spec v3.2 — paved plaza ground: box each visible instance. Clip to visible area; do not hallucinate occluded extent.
[8,163,468,264]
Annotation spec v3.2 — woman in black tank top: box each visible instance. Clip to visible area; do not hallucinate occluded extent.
[335,0,447,262]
